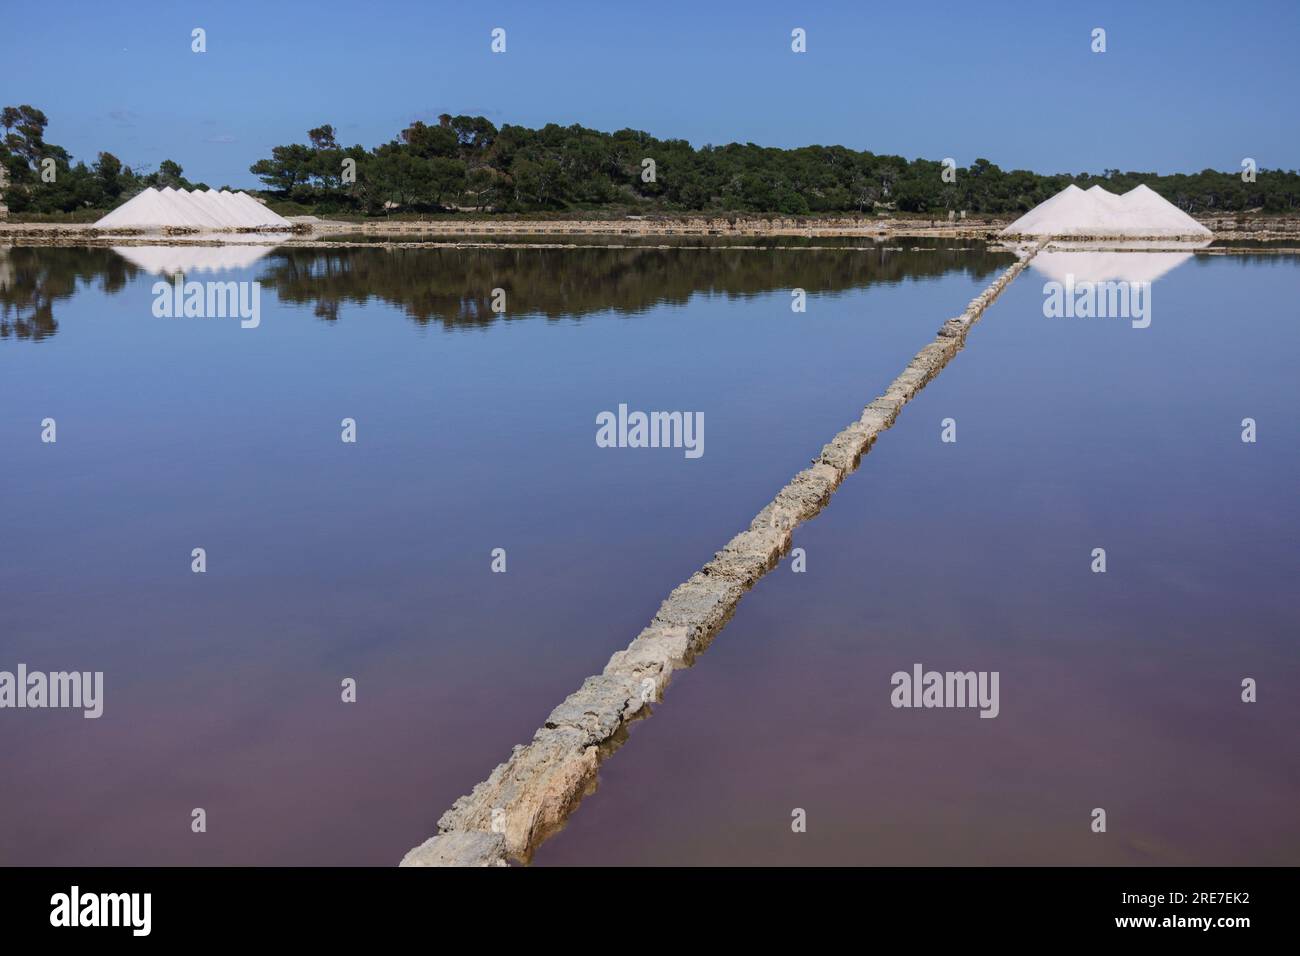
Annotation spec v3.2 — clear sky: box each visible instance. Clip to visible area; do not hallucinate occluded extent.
[3,0,1297,187]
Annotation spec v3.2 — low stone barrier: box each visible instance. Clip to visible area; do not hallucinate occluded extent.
[400,244,1042,867]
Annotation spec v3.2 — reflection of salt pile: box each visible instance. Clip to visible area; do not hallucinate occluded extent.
[111,245,275,274]
[95,188,292,230]
[1029,245,1207,285]
[1002,184,1212,239]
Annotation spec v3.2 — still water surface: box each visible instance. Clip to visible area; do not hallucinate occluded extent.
[532,251,1300,866]
[0,242,1009,864]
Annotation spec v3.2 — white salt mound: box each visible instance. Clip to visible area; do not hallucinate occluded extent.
[94,188,292,230]
[1001,183,1211,239]
[225,189,289,227]
[188,189,246,228]
[1118,184,1210,237]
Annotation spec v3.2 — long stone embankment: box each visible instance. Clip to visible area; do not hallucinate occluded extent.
[5,213,1300,244]
[399,243,1043,867]
[0,215,994,244]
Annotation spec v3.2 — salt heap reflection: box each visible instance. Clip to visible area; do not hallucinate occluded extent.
[111,245,278,275]
[1029,241,1211,285]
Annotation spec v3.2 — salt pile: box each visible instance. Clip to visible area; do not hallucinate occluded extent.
[1001,183,1211,239]
[94,187,292,230]
[1119,184,1212,237]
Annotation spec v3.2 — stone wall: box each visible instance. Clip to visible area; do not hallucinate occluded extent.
[399,243,1042,867]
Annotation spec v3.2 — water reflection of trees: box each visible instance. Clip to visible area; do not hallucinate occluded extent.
[259,243,1014,329]
[0,242,1016,340]
[0,247,137,342]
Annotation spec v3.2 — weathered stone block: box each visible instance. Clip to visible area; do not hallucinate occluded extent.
[652,571,745,642]
[544,673,643,745]
[399,830,508,867]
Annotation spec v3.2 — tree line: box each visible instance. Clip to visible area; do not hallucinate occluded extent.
[251,115,1300,217]
[4,104,1299,218]
[1,106,203,216]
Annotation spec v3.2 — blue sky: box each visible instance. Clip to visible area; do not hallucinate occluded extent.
[3,0,1297,187]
